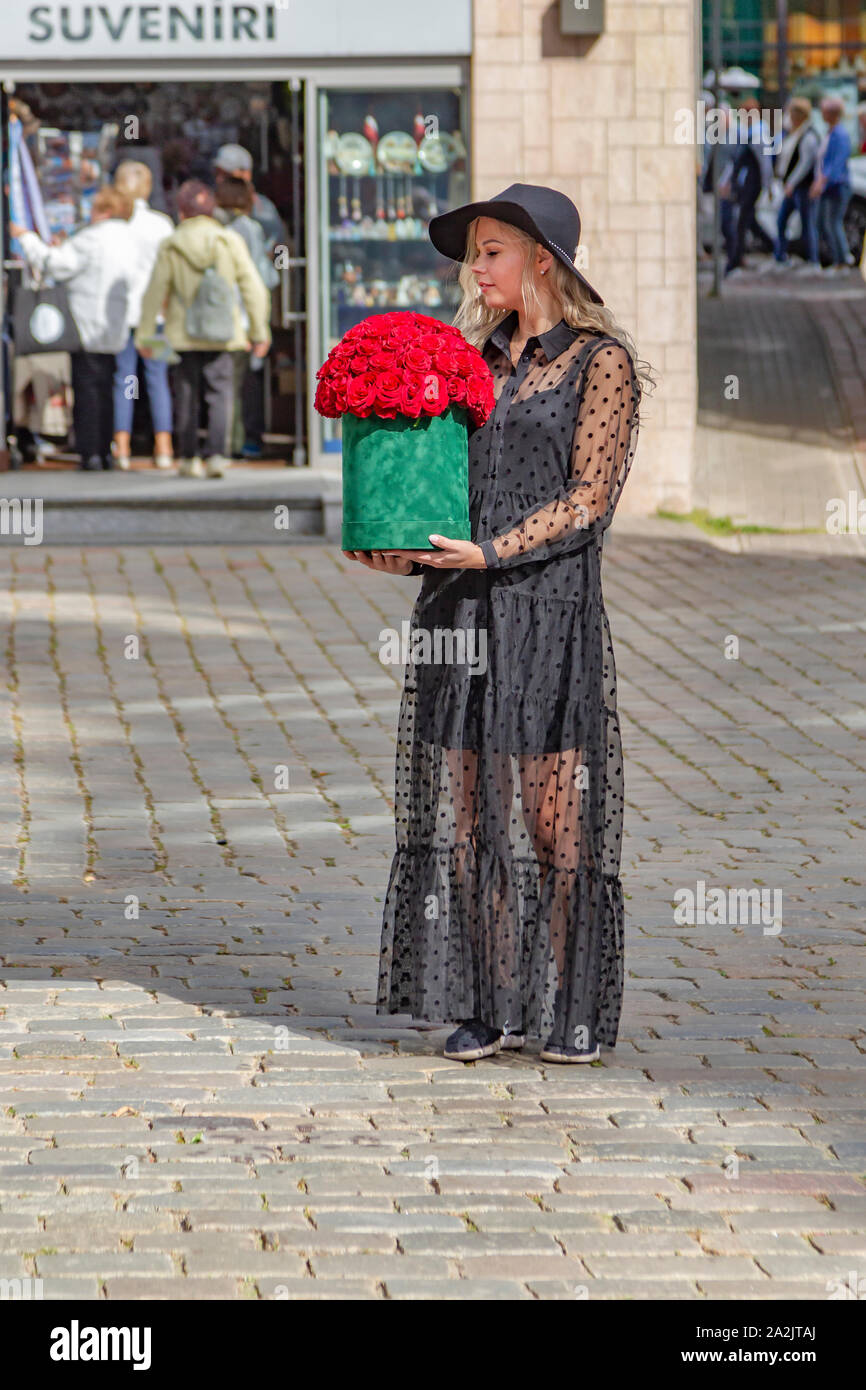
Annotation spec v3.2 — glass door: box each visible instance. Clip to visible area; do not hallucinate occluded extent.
[316,82,470,455]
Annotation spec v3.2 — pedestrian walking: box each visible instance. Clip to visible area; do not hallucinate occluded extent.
[213,145,283,459]
[345,184,646,1063]
[812,96,853,272]
[214,174,272,459]
[134,180,271,479]
[722,99,774,276]
[111,161,174,469]
[773,98,820,272]
[11,187,136,471]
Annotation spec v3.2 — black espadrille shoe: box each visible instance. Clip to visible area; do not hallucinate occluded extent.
[443,1018,503,1061]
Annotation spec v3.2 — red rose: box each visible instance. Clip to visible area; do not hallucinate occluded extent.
[366,349,397,371]
[417,332,442,354]
[375,368,404,419]
[399,370,426,418]
[454,350,476,376]
[433,345,460,375]
[387,318,418,345]
[332,375,348,411]
[404,345,433,373]
[445,374,468,408]
[346,371,379,417]
[314,380,339,417]
[422,372,449,416]
[465,374,491,417]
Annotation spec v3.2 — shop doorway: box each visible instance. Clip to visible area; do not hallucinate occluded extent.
[4,78,307,467]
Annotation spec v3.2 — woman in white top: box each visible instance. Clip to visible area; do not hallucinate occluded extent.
[11,186,137,471]
[111,161,175,469]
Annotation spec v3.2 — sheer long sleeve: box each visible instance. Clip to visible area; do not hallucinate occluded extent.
[479,340,639,570]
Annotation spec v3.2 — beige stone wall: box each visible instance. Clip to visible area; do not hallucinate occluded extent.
[472,0,698,514]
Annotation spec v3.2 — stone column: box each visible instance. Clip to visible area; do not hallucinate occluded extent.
[472,0,698,513]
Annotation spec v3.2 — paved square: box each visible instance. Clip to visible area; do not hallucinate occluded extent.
[0,533,864,1300]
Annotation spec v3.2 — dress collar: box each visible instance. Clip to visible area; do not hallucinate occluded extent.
[488,308,578,363]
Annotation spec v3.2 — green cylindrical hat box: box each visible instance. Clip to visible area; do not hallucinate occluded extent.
[341,405,471,551]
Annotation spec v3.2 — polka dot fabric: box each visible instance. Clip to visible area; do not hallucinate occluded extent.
[377,310,640,1049]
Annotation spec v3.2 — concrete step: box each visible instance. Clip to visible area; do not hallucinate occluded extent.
[0,467,343,545]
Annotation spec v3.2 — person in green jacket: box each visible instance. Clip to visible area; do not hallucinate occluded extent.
[135,180,271,478]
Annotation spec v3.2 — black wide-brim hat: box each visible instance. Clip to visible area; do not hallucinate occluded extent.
[428,181,604,306]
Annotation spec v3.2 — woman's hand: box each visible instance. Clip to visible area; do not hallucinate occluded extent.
[342,549,414,576]
[8,221,26,240]
[399,535,487,570]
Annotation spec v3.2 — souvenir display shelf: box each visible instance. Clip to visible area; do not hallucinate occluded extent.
[318,84,470,452]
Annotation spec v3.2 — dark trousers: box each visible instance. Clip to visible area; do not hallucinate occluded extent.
[241,360,265,446]
[230,350,248,456]
[70,350,115,463]
[170,350,233,459]
[726,175,762,272]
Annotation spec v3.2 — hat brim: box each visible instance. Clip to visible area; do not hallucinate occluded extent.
[428,198,604,306]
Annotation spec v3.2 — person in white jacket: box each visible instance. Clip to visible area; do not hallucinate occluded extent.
[11,187,137,471]
[111,162,174,469]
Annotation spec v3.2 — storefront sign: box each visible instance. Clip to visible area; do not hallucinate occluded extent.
[10,2,472,59]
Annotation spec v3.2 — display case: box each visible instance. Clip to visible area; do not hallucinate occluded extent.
[317,83,470,453]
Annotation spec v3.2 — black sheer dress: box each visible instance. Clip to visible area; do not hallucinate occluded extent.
[377,309,641,1050]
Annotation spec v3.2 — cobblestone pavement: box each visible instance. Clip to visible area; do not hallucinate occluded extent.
[0,534,864,1301]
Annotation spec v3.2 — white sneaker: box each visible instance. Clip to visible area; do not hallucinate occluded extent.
[114,453,131,470]
[178,456,205,478]
[153,453,174,470]
[205,455,230,479]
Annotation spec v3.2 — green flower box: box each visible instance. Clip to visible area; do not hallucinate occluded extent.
[341,404,471,551]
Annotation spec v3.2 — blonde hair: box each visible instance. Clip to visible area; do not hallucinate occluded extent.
[788,97,812,123]
[451,217,656,394]
[113,160,153,201]
[91,186,134,221]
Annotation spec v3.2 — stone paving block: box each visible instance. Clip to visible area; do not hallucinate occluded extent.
[35,1253,175,1276]
[255,1277,382,1299]
[385,1278,532,1299]
[103,1276,244,1299]
[582,1254,763,1282]
[40,1278,103,1300]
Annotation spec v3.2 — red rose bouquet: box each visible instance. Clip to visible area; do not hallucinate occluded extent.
[314,311,495,551]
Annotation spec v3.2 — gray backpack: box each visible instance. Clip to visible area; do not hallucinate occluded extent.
[185,257,236,342]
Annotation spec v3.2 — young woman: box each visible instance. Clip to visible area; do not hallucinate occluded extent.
[344,184,648,1064]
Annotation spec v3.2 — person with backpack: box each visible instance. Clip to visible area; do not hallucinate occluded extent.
[135,180,271,478]
[213,175,275,459]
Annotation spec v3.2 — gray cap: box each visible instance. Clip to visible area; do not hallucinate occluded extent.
[214,144,253,174]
